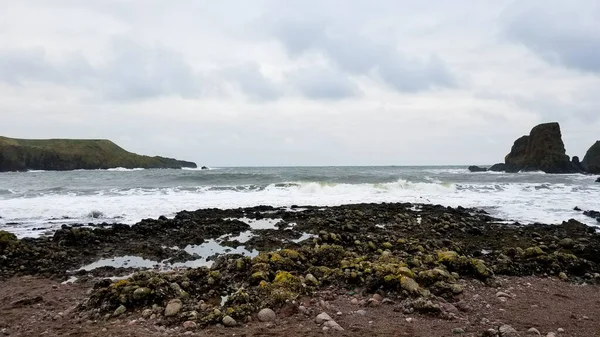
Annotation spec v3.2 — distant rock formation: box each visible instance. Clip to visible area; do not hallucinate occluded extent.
[0,136,197,172]
[486,122,578,174]
[468,165,488,172]
[582,141,600,174]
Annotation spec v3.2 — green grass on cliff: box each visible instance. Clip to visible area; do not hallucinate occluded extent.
[0,136,196,171]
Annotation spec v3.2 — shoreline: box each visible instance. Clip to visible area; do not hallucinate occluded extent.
[2,202,600,336]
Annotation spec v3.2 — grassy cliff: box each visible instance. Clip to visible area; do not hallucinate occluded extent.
[0,136,197,172]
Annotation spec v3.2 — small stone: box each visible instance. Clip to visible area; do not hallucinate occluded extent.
[452,328,465,334]
[322,326,330,331]
[315,312,332,324]
[558,272,568,281]
[298,306,309,315]
[113,305,126,316]
[483,329,498,337]
[183,321,197,330]
[128,320,137,326]
[583,316,589,320]
[257,308,276,322]
[381,298,395,305]
[165,299,182,317]
[133,287,152,300]
[372,294,383,302]
[323,320,344,331]
[405,317,414,323]
[305,274,319,286]
[557,328,564,333]
[526,327,541,336]
[222,315,236,327]
[350,298,359,305]
[499,324,518,337]
[141,309,153,319]
[546,333,556,337]
[440,303,459,314]
[496,292,512,298]
[336,311,342,316]
[101,328,107,332]
[367,298,380,307]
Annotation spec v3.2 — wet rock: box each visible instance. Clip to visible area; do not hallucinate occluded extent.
[133,287,151,300]
[526,328,541,336]
[499,324,518,337]
[558,238,574,249]
[468,166,488,172]
[222,315,236,327]
[164,299,183,317]
[257,308,276,322]
[315,312,332,324]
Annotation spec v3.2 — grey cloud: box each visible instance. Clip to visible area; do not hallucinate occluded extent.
[286,67,360,100]
[271,20,457,92]
[221,63,281,101]
[505,1,600,74]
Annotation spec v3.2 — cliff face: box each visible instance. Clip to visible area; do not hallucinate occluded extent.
[0,137,197,172]
[582,141,600,174]
[501,122,575,173]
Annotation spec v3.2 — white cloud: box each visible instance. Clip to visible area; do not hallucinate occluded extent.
[0,0,599,165]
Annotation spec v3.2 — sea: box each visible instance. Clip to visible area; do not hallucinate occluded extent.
[1,166,599,238]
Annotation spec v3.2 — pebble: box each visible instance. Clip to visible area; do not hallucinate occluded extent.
[164,299,183,317]
[141,309,153,319]
[526,327,541,336]
[257,308,276,322]
[381,298,395,305]
[367,298,380,307]
[372,294,383,302]
[315,312,332,324]
[499,324,518,337]
[336,311,342,316]
[546,333,556,337]
[405,317,413,323]
[452,328,465,334]
[350,298,359,305]
[222,315,237,327]
[113,305,126,316]
[298,306,309,315]
[496,292,512,298]
[353,310,367,316]
[557,328,564,333]
[323,320,344,331]
[183,321,197,330]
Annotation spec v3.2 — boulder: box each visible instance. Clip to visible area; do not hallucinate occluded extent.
[503,122,576,173]
[468,166,488,172]
[257,308,276,322]
[582,141,600,174]
[489,163,508,172]
[596,177,600,183]
[164,299,183,317]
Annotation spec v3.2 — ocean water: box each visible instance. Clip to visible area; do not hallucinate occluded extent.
[0,166,599,238]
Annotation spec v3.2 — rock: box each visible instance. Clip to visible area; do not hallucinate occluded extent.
[503,122,576,173]
[571,156,585,172]
[582,141,600,174]
[315,312,332,324]
[350,298,359,305]
[367,298,380,307]
[141,309,153,319]
[381,298,395,305]
[558,238,574,248]
[400,276,420,294]
[496,291,512,298]
[546,333,556,337]
[354,310,367,316]
[183,321,197,330]
[595,177,600,183]
[323,320,344,331]
[113,305,126,316]
[527,327,541,336]
[440,302,459,314]
[305,274,319,286]
[499,324,518,337]
[133,287,151,300]
[468,166,488,172]
[557,328,564,333]
[257,308,276,322]
[489,163,507,172]
[222,315,237,327]
[558,272,568,281]
[483,328,498,337]
[164,299,183,317]
[372,294,383,302]
[452,327,465,334]
[298,306,309,315]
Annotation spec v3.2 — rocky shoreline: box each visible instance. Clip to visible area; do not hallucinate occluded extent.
[2,202,600,336]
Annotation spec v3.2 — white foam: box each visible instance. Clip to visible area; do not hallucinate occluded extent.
[2,178,599,238]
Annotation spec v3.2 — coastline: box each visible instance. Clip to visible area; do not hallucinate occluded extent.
[1,202,600,336]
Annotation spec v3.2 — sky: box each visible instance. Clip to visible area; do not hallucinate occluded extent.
[0,0,599,166]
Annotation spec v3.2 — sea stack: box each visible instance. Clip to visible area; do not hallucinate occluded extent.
[582,141,600,174]
[489,122,577,174]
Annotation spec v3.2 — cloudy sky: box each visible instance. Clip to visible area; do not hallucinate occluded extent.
[1,0,599,166]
